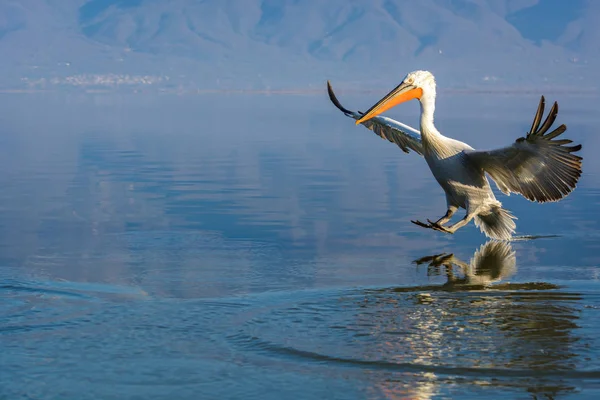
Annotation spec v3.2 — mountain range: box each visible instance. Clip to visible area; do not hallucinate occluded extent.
[0,0,598,91]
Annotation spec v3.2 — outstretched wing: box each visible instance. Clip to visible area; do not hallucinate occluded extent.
[327,81,423,156]
[467,96,582,203]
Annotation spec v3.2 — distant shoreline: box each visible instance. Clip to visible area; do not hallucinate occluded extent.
[0,88,598,96]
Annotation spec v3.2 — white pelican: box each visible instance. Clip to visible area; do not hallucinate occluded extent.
[327,70,582,240]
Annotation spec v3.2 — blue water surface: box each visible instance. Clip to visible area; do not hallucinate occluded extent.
[1,91,600,399]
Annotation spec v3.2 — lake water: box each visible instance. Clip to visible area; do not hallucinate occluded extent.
[1,91,600,399]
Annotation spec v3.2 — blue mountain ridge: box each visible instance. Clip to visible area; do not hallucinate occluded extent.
[0,0,597,91]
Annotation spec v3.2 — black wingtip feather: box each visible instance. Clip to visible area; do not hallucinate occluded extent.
[545,124,566,140]
[537,101,559,136]
[551,139,573,146]
[530,96,545,135]
[326,80,354,116]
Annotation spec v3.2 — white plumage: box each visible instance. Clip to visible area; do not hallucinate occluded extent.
[328,70,582,240]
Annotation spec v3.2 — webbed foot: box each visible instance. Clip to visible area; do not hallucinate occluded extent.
[411,220,431,229]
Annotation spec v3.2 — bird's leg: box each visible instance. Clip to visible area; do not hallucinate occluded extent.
[432,212,477,234]
[435,206,458,225]
[427,206,458,230]
[434,206,458,225]
[411,206,457,231]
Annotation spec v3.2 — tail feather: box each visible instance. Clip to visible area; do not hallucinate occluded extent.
[474,203,517,241]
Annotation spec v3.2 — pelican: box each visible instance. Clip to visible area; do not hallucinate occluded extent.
[327,70,582,240]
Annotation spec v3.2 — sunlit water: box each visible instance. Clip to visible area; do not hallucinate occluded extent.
[1,92,600,399]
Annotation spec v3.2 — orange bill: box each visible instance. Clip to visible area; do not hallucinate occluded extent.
[355,84,422,125]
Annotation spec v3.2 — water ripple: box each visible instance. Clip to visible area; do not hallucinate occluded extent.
[228,284,600,384]
[230,332,600,379]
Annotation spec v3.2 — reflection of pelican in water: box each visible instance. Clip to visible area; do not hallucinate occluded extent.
[356,241,583,399]
[413,240,516,288]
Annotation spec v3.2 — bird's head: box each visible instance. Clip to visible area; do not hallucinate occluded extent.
[356,70,436,125]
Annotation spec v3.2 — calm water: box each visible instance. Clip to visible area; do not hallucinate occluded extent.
[1,92,600,399]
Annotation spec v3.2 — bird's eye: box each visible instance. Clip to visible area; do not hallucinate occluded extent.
[406,77,415,85]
